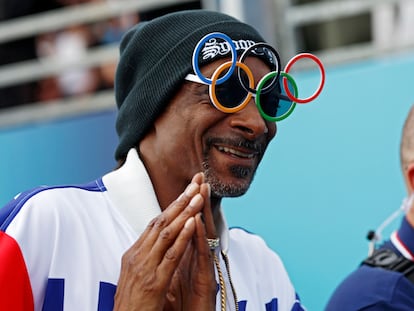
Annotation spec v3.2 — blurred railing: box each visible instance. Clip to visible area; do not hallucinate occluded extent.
[0,0,195,126]
[273,0,414,66]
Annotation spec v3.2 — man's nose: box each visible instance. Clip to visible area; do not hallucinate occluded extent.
[228,99,269,138]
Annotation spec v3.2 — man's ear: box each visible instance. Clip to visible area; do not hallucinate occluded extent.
[405,162,414,192]
[403,163,414,228]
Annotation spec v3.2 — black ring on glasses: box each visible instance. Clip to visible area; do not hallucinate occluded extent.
[238,43,281,95]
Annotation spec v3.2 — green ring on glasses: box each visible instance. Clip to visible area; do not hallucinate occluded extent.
[256,72,298,122]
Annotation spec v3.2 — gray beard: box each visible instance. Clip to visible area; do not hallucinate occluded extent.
[202,159,255,198]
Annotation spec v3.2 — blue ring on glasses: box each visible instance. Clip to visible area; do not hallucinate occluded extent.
[192,32,237,85]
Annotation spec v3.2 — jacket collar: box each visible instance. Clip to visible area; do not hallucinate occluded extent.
[102,148,229,253]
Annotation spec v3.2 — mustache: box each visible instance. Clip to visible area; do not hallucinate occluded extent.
[205,136,267,156]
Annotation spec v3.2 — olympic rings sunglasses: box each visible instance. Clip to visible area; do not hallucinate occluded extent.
[184,32,325,122]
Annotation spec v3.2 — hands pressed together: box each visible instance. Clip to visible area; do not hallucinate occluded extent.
[114,172,217,311]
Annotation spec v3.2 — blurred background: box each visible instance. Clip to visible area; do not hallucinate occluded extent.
[1,0,414,309]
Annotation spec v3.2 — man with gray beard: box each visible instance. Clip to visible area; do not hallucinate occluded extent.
[0,10,310,311]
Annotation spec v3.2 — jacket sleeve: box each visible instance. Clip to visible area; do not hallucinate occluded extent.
[0,231,34,310]
[325,264,414,311]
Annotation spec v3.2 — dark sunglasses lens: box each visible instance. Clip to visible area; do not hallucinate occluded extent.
[259,83,280,117]
[259,78,295,120]
[215,71,249,109]
[275,78,295,118]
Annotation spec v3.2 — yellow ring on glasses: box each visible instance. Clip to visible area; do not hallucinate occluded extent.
[209,61,254,113]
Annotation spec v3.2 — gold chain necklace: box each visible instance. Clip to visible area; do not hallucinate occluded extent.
[213,251,239,311]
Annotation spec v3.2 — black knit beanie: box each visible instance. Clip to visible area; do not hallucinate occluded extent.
[114,9,267,160]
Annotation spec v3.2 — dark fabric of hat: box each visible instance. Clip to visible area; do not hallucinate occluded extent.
[114,9,268,160]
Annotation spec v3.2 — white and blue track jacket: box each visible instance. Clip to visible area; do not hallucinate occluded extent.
[0,149,305,311]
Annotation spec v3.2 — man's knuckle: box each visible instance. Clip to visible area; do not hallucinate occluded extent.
[147,218,157,229]
[137,275,163,295]
[120,251,134,266]
[160,228,173,242]
[154,214,168,228]
[165,247,178,261]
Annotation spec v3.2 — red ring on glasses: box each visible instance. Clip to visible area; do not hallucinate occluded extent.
[283,53,325,104]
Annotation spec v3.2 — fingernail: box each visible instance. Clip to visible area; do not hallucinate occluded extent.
[192,172,204,184]
[199,172,205,183]
[184,217,195,229]
[189,193,203,207]
[185,183,198,197]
